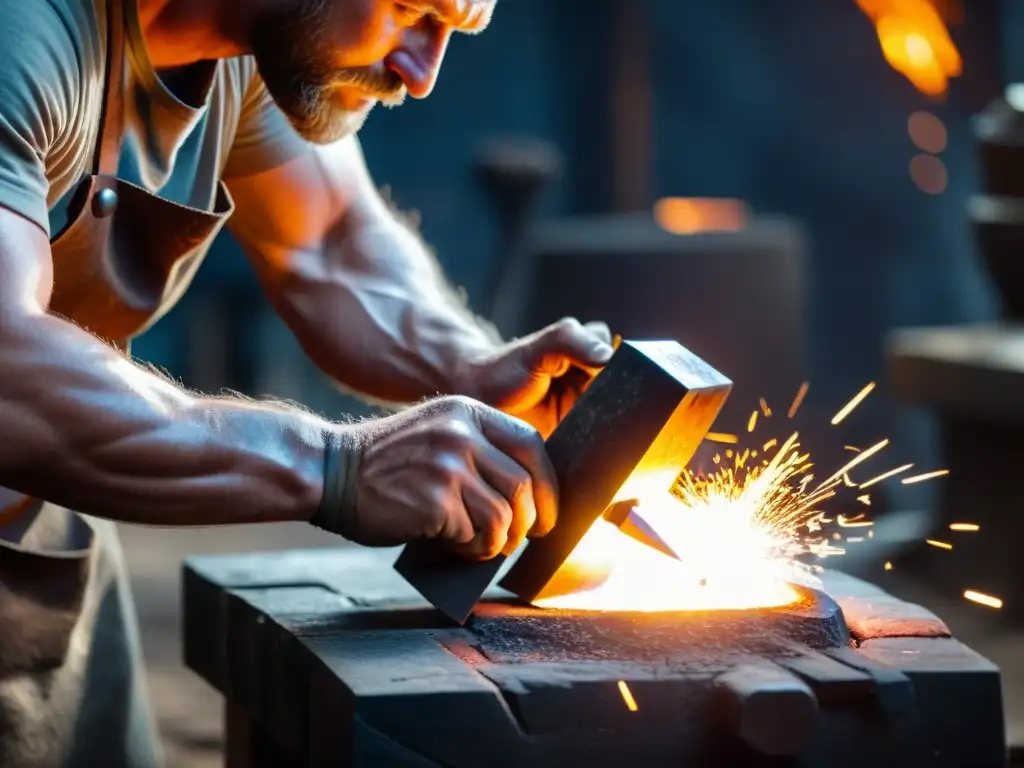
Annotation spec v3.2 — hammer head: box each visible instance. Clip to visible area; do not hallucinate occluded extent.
[393,340,732,623]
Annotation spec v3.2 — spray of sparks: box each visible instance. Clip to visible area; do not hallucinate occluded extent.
[541,379,1000,614]
[658,380,988,605]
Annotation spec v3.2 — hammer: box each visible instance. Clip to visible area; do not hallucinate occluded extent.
[393,340,732,623]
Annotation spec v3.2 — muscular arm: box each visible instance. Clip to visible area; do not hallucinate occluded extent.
[226,137,500,406]
[0,206,328,525]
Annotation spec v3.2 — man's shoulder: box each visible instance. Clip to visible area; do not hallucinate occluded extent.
[0,0,103,82]
[1,0,102,46]
[219,55,263,100]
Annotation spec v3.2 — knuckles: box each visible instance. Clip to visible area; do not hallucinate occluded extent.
[551,316,585,344]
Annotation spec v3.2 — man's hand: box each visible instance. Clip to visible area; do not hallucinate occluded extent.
[334,396,558,560]
[459,318,615,438]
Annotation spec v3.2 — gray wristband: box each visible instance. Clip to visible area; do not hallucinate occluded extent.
[311,430,361,540]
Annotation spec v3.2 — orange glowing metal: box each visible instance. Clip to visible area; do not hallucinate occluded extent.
[618,681,639,712]
[855,0,962,97]
[964,590,1003,609]
[535,380,943,616]
[950,523,979,532]
[926,539,953,550]
[902,469,949,484]
[859,463,914,489]
[831,382,876,425]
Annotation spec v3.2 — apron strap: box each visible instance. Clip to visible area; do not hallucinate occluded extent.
[93,0,126,176]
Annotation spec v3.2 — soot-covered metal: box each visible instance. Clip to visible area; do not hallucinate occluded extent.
[183,548,1005,768]
[466,587,848,664]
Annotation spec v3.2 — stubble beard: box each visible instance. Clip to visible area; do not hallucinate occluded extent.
[250,0,408,144]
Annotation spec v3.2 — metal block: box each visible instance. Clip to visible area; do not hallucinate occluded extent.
[394,340,730,622]
[500,339,731,603]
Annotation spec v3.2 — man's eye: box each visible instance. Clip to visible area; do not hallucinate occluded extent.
[393,3,425,24]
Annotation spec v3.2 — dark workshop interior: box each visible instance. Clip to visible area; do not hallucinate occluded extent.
[109,0,1024,764]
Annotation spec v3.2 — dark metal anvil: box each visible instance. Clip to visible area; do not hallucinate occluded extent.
[182,547,1005,768]
[393,340,733,623]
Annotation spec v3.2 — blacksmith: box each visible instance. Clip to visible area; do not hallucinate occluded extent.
[0,0,611,763]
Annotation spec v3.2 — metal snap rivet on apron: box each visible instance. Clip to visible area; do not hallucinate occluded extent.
[92,188,118,218]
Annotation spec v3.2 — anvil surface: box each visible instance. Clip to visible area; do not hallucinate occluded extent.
[183,547,1005,768]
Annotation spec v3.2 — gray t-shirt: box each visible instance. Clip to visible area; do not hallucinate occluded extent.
[0,0,308,239]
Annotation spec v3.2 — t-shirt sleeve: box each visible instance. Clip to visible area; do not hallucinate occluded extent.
[0,4,79,236]
[222,64,311,179]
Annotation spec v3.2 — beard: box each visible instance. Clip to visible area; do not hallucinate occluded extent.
[250,0,407,144]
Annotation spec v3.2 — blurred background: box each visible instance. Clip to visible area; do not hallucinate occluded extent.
[120,0,1024,763]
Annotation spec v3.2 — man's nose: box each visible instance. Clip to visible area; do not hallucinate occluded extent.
[384,26,452,99]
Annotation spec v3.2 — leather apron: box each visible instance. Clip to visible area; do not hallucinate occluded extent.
[0,0,233,764]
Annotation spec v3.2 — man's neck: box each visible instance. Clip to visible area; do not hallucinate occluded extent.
[136,0,254,68]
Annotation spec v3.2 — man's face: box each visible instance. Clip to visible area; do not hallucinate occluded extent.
[251,0,494,144]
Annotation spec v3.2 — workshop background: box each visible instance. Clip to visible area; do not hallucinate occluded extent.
[117,1,1022,765]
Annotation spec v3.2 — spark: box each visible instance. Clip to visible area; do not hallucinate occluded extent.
[859,463,914,489]
[672,428,844,586]
[817,439,889,490]
[884,561,893,571]
[964,590,1003,609]
[759,398,773,417]
[844,445,861,453]
[926,539,953,550]
[788,382,809,419]
[950,523,979,532]
[708,432,739,445]
[902,469,949,485]
[617,681,639,711]
[586,383,931,613]
[832,382,876,425]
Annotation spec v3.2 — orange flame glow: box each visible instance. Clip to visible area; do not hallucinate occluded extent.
[654,198,747,235]
[855,0,962,97]
[532,381,956,615]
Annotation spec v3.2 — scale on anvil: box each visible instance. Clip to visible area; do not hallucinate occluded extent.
[394,339,733,623]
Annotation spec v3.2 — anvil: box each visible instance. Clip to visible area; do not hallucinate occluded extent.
[394,340,733,623]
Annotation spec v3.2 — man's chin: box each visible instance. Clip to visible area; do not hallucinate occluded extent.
[286,103,374,145]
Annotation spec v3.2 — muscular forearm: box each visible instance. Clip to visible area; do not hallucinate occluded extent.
[270,216,501,405]
[0,314,328,526]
